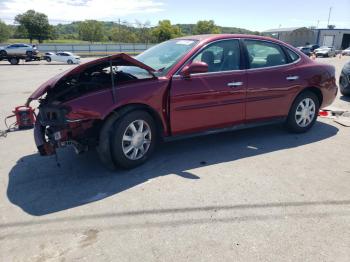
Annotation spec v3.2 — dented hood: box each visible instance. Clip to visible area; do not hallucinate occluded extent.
[28,53,155,101]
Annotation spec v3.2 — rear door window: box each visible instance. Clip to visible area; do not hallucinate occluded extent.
[244,40,287,69]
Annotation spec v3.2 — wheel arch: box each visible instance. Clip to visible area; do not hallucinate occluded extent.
[103,103,166,137]
[293,86,323,107]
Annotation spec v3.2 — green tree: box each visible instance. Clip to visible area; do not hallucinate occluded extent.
[151,20,182,42]
[135,20,152,43]
[0,20,11,42]
[110,27,138,43]
[193,20,221,34]
[78,20,104,43]
[15,10,51,43]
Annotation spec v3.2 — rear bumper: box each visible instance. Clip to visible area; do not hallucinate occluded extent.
[321,83,338,108]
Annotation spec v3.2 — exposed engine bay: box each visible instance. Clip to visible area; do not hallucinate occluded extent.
[43,62,151,104]
[33,56,156,156]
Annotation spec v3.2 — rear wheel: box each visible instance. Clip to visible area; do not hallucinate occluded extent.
[9,58,19,65]
[111,111,156,169]
[46,57,51,62]
[286,91,319,133]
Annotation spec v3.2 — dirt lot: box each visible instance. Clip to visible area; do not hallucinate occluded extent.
[0,57,350,262]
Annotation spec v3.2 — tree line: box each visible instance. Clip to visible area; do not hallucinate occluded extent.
[0,10,260,44]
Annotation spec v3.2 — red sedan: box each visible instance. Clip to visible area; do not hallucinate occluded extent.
[27,34,338,169]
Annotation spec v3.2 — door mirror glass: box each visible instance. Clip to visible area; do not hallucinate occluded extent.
[181,61,208,77]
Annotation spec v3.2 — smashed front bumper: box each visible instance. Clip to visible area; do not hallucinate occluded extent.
[34,105,92,156]
[34,105,68,156]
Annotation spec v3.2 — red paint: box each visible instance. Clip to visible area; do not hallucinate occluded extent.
[29,35,338,149]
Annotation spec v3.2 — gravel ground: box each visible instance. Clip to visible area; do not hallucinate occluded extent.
[0,56,349,262]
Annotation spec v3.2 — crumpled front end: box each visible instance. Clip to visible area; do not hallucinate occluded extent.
[34,104,97,156]
[29,53,157,156]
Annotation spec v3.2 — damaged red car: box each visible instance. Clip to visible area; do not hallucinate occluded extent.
[27,34,338,169]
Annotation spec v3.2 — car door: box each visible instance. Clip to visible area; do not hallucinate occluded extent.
[243,39,302,122]
[331,47,336,56]
[18,44,28,55]
[6,44,18,55]
[55,53,65,62]
[170,39,247,135]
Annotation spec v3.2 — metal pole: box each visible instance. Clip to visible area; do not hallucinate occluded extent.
[110,59,116,104]
[327,7,332,27]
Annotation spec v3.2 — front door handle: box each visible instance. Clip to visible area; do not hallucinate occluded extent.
[286,76,299,81]
[227,81,243,87]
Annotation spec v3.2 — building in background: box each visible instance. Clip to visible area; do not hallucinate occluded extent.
[263,27,350,50]
[263,27,315,47]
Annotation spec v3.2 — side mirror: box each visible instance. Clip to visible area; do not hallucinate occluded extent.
[181,61,208,78]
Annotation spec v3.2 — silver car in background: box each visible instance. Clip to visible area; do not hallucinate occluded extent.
[314,46,336,57]
[0,43,38,56]
[342,47,350,56]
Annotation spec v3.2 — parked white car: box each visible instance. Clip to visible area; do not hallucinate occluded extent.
[342,47,350,56]
[0,43,38,56]
[44,52,80,64]
[314,46,336,57]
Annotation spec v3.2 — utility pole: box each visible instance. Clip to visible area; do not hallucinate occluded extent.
[327,7,332,27]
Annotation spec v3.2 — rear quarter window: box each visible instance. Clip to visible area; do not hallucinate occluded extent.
[285,48,300,62]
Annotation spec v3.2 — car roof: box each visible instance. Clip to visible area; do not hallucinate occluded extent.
[173,34,290,47]
[174,34,278,42]
[11,43,30,46]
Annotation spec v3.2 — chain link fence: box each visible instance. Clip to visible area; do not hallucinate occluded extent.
[0,43,155,57]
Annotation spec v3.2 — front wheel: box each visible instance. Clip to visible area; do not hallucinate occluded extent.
[110,111,156,169]
[286,91,319,133]
[67,59,73,64]
[0,50,7,56]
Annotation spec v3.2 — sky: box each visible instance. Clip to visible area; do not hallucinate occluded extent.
[0,0,349,31]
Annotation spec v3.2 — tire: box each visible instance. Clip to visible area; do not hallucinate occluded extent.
[97,113,120,170]
[0,50,7,56]
[339,76,350,96]
[110,110,156,169]
[46,57,51,62]
[9,58,19,65]
[285,91,320,133]
[67,59,73,64]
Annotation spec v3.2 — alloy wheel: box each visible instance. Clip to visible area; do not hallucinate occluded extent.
[122,120,152,160]
[295,98,316,127]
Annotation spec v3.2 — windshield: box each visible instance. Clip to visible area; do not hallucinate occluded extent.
[135,39,198,76]
[117,39,198,78]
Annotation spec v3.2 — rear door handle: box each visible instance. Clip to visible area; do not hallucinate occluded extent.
[286,76,299,81]
[227,81,243,87]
